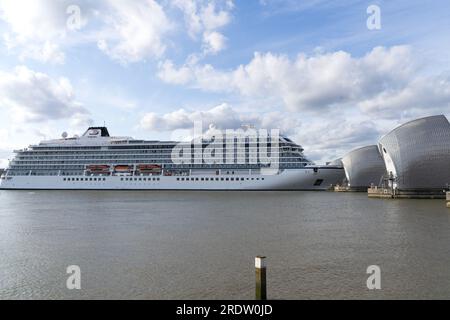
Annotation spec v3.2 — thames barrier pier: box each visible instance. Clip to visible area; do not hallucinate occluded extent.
[334,145,386,192]
[332,115,450,199]
[368,186,446,199]
[372,115,450,199]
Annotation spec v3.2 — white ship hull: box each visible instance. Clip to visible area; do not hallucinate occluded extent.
[0,167,343,191]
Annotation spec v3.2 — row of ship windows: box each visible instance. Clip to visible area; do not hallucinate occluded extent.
[11,161,305,167]
[24,151,299,157]
[27,149,273,155]
[16,156,300,163]
[17,150,300,156]
[10,163,303,169]
[64,177,108,182]
[9,163,306,170]
[175,177,264,182]
[14,156,303,162]
[30,143,292,151]
[63,177,161,182]
[61,177,264,182]
[6,164,305,176]
[13,158,303,163]
[22,147,297,155]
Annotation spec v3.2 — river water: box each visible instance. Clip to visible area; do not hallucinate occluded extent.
[0,190,449,299]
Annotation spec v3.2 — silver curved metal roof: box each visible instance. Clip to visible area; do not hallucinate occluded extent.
[341,145,386,188]
[378,115,450,189]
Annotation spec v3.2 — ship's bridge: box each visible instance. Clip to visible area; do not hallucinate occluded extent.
[82,127,110,137]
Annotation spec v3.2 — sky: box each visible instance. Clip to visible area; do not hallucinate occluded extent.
[1,0,450,166]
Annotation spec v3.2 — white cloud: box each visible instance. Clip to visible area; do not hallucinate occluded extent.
[358,77,450,119]
[157,60,194,85]
[157,46,450,118]
[0,0,233,64]
[17,41,66,64]
[171,0,202,37]
[0,0,71,64]
[139,103,301,135]
[69,113,94,128]
[200,2,232,31]
[0,149,11,168]
[0,0,68,42]
[140,103,241,131]
[137,103,387,163]
[158,59,232,91]
[172,0,232,55]
[0,129,14,155]
[0,66,90,123]
[96,0,173,63]
[0,65,92,166]
[295,117,382,163]
[202,31,227,54]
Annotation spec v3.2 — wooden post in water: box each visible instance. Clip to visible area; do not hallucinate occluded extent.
[446,191,450,207]
[255,256,267,300]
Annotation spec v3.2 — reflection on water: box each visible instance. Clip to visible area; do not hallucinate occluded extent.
[0,190,450,299]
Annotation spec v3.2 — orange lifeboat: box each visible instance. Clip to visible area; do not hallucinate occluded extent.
[87,165,110,172]
[137,164,162,174]
[114,165,132,172]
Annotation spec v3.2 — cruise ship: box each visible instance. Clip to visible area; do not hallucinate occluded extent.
[0,127,344,190]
